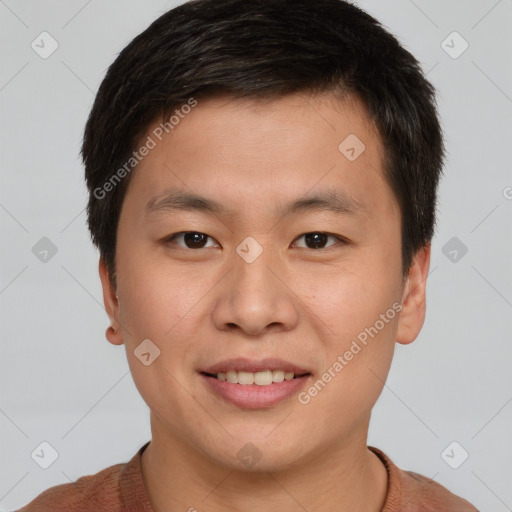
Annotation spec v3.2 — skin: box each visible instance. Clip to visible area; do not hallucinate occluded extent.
[99,91,430,511]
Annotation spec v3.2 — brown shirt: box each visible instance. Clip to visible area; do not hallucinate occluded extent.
[17,442,478,511]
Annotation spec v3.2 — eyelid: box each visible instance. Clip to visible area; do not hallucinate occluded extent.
[164,231,350,250]
[292,232,350,249]
[164,231,219,248]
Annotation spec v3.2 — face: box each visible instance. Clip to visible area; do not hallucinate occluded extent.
[100,92,429,471]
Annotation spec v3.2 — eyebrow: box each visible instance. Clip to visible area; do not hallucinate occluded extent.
[143,187,366,220]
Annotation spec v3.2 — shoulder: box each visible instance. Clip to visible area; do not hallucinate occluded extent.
[16,461,126,512]
[400,468,479,511]
[369,446,479,512]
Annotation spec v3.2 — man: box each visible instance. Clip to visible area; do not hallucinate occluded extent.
[18,0,478,510]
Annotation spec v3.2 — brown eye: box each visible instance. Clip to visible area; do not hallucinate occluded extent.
[293,232,347,250]
[165,232,218,249]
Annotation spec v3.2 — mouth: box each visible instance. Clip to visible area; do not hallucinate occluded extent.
[200,369,311,386]
[198,358,313,409]
[200,357,312,379]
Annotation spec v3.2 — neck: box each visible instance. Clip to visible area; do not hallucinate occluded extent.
[141,414,388,512]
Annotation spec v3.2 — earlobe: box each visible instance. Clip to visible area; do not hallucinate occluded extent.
[396,244,431,345]
[98,257,124,346]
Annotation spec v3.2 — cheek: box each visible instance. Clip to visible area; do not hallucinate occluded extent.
[116,241,201,339]
[306,350,393,434]
[299,253,401,341]
[115,245,213,389]
[300,311,397,432]
[296,258,400,420]
[326,269,400,389]
[127,356,200,436]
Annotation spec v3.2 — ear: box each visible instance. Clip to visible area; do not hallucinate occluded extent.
[98,257,124,346]
[396,244,431,345]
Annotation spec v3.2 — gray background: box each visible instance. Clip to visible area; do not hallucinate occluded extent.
[1,0,511,510]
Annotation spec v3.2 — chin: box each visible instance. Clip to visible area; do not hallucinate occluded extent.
[213,432,314,473]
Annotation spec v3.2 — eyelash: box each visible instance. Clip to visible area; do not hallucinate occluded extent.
[163,231,350,250]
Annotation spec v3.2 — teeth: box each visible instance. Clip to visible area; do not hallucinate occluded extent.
[254,370,272,385]
[238,371,255,385]
[272,370,285,383]
[226,371,237,383]
[215,370,300,385]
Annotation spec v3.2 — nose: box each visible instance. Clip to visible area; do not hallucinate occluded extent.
[211,242,299,337]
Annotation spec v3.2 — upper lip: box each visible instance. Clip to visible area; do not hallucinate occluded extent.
[200,357,312,375]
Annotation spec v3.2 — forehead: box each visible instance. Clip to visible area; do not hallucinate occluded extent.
[122,91,395,223]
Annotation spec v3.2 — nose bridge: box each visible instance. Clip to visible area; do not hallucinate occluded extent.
[212,237,298,335]
[235,242,276,300]
[232,238,281,313]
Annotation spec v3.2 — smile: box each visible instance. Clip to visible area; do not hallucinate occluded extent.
[200,371,311,409]
[203,369,309,386]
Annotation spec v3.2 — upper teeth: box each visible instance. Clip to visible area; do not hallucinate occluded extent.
[217,370,296,385]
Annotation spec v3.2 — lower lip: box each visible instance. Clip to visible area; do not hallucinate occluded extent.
[200,373,311,409]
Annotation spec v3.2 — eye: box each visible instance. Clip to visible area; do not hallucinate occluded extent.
[163,231,349,251]
[292,232,348,250]
[164,231,219,249]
